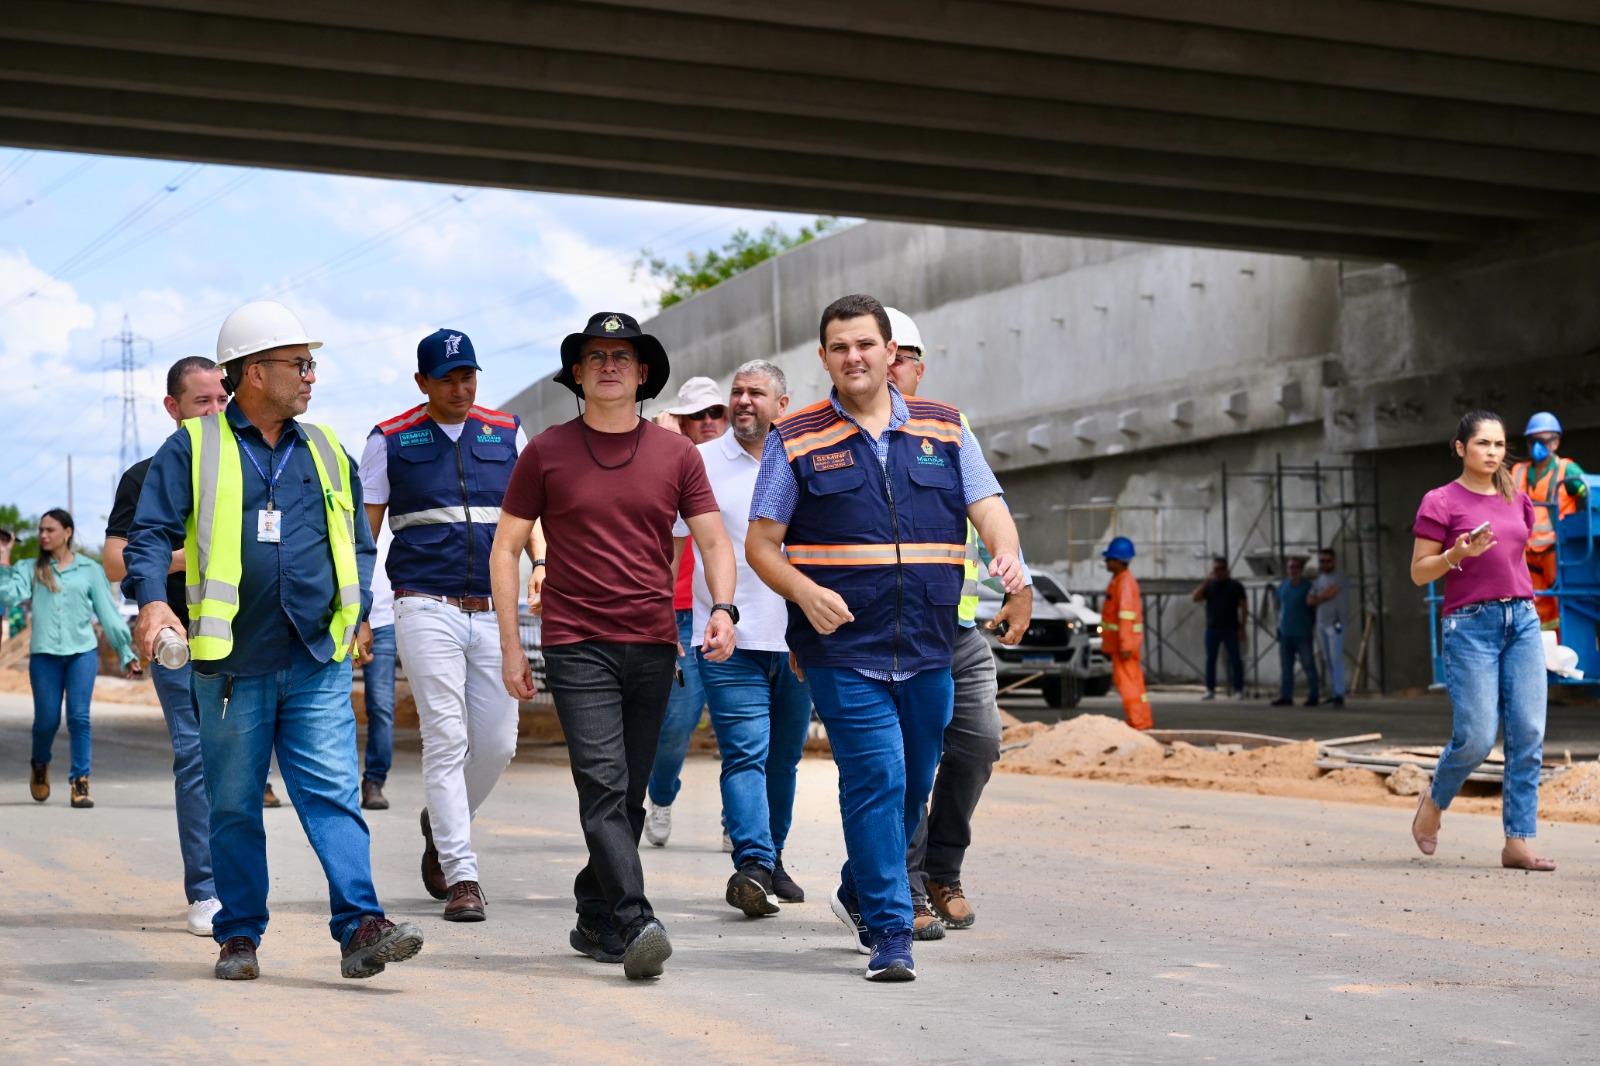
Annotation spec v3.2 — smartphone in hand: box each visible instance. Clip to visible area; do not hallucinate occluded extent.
[1469,520,1492,539]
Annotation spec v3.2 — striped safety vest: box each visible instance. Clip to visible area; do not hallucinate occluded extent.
[183,413,361,662]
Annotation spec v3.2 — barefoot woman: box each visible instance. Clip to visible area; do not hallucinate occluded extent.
[1409,411,1553,871]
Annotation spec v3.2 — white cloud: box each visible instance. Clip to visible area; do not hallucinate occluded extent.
[0,248,96,370]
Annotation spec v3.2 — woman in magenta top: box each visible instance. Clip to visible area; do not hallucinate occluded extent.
[1408,411,1552,870]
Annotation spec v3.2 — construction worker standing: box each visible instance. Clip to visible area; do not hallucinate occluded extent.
[1102,537,1152,731]
[1511,412,1588,633]
[124,300,423,983]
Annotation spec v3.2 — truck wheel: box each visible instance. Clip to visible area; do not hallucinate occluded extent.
[1042,677,1063,708]
[1084,675,1112,698]
[1061,675,1083,709]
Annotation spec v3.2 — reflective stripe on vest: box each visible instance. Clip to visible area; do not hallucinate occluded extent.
[184,415,362,662]
[786,543,967,566]
[1515,458,1571,553]
[959,522,981,624]
[390,505,503,532]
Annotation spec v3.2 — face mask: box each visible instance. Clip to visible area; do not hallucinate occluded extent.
[1531,440,1551,463]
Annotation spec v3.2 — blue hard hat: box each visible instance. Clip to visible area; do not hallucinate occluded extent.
[1525,411,1563,436]
[1103,536,1136,560]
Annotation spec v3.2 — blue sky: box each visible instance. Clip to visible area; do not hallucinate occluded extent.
[0,149,822,540]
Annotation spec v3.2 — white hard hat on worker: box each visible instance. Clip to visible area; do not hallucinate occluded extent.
[215,300,321,409]
[884,306,926,397]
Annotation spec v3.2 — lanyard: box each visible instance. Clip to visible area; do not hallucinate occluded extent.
[239,436,296,510]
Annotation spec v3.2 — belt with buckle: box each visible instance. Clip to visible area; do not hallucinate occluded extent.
[395,589,491,613]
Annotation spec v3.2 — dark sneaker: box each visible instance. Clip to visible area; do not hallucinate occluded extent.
[419,808,448,900]
[771,851,805,903]
[69,776,93,809]
[829,884,871,955]
[215,935,260,981]
[262,782,282,808]
[1331,696,1346,708]
[570,915,625,964]
[361,779,390,810]
[1269,698,1293,707]
[866,928,916,982]
[912,901,946,941]
[1303,698,1320,708]
[29,760,48,802]
[925,878,975,929]
[725,861,781,918]
[621,917,672,980]
[443,880,487,922]
[341,916,424,979]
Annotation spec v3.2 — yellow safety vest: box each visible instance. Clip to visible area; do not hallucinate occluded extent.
[183,413,362,662]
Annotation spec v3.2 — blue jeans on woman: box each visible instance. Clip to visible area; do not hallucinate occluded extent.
[150,661,216,903]
[30,649,99,779]
[698,648,813,871]
[804,665,953,936]
[362,623,396,785]
[1435,598,1546,838]
[646,609,706,808]
[192,645,383,946]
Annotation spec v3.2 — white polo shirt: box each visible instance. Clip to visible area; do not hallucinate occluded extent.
[673,428,790,653]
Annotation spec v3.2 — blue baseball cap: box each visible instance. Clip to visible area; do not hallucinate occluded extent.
[417,328,480,379]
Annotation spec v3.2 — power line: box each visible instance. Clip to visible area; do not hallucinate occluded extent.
[0,150,35,191]
[0,158,97,223]
[61,169,260,284]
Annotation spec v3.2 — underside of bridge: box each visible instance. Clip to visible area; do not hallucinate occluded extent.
[1,1,1598,261]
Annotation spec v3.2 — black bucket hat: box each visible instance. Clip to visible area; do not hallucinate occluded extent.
[555,311,670,401]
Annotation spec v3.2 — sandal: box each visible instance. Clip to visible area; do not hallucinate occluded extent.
[1501,848,1556,872]
[1411,792,1437,856]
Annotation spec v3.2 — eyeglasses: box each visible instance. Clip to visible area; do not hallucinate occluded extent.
[581,350,637,370]
[682,406,726,421]
[891,350,923,367]
[260,357,316,379]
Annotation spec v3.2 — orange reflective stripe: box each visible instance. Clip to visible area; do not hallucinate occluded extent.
[901,417,962,443]
[787,542,966,565]
[783,421,859,461]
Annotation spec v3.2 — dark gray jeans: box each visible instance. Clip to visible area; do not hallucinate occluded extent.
[908,623,1002,900]
[543,641,677,931]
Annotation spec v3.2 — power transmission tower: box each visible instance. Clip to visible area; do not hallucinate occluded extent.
[104,315,152,473]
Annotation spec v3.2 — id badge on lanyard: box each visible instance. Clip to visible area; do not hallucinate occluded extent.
[241,437,295,544]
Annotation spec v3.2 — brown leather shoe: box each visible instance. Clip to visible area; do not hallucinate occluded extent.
[419,808,448,900]
[262,782,282,808]
[925,878,974,929]
[361,779,389,810]
[443,880,487,922]
[215,936,260,980]
[69,776,93,809]
[913,900,946,941]
[29,760,48,802]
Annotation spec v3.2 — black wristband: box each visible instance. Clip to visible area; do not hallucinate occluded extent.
[711,602,740,625]
[532,558,546,568]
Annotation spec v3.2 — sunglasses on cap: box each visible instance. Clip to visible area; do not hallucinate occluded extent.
[682,406,726,421]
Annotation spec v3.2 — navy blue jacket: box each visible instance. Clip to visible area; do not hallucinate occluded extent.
[775,397,967,672]
[373,404,520,598]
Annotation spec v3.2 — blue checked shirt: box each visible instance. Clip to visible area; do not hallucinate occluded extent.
[750,385,1003,680]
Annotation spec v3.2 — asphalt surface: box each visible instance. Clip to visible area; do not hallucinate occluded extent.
[4,689,1600,1063]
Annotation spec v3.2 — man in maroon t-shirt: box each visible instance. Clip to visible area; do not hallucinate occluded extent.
[491,311,736,981]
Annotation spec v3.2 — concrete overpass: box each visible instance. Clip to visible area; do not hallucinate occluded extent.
[1,1,1598,261]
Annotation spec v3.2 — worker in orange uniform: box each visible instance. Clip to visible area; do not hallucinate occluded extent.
[1101,537,1152,731]
[1511,412,1588,634]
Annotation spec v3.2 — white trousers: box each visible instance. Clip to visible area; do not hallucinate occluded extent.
[394,595,519,885]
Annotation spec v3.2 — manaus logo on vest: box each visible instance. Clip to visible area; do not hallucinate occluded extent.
[917,437,946,466]
[399,428,434,447]
[477,421,503,443]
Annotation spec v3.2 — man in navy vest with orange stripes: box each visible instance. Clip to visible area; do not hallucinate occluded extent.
[360,329,527,923]
[748,294,1023,982]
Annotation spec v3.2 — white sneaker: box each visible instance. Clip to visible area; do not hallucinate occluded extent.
[186,897,222,937]
[721,828,734,854]
[644,802,672,847]
[1201,690,1216,701]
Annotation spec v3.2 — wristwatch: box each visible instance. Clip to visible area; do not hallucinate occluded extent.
[711,603,740,624]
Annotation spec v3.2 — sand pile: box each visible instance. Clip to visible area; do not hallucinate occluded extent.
[1003,714,1159,769]
[1541,762,1600,807]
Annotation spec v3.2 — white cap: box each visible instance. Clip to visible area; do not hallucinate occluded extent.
[884,307,924,354]
[216,300,323,364]
[662,376,726,415]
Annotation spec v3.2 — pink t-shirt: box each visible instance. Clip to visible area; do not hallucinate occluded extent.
[1413,481,1536,615]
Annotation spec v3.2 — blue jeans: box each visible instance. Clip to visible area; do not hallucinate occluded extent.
[1317,624,1346,699]
[151,661,216,903]
[1278,632,1319,702]
[1204,626,1243,694]
[362,624,396,784]
[30,650,98,779]
[698,648,813,870]
[646,609,706,808]
[192,645,382,946]
[1435,598,1546,838]
[805,666,953,936]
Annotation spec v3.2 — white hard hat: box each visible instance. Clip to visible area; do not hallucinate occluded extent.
[884,306,924,354]
[215,300,323,364]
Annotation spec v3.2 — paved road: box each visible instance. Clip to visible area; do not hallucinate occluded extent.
[3,691,1599,1063]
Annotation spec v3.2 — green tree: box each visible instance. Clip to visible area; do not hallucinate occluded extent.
[638,218,843,310]
[0,503,37,562]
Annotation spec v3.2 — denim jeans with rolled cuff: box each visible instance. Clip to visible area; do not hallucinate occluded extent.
[30,649,99,779]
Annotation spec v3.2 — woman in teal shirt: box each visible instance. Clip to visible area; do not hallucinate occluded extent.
[0,508,139,808]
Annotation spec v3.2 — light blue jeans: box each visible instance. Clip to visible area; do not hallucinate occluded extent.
[697,648,813,871]
[1435,598,1546,839]
[1317,624,1346,699]
[362,623,396,784]
[30,649,99,779]
[192,645,383,945]
[151,661,216,903]
[646,609,706,808]
[805,665,953,936]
